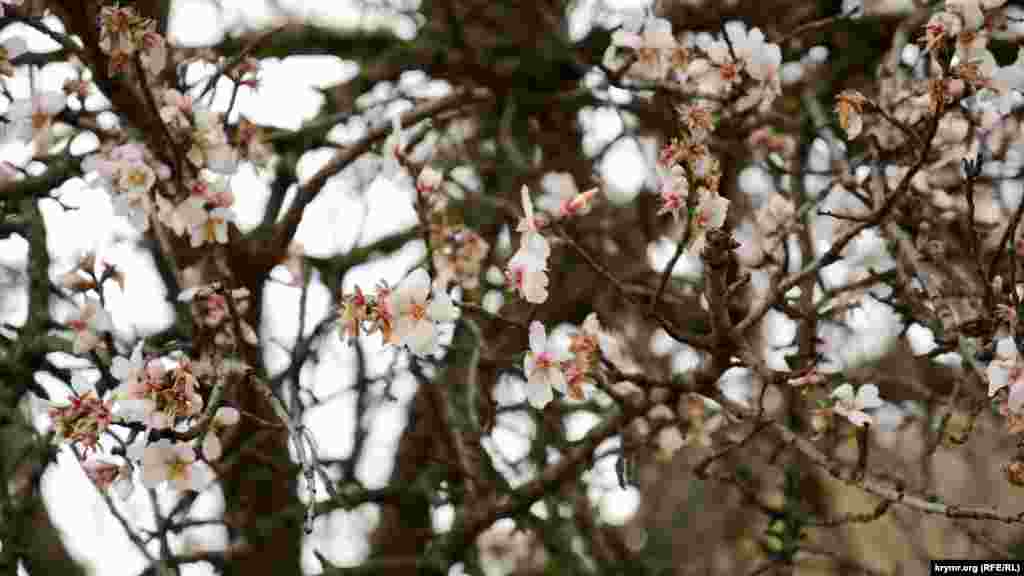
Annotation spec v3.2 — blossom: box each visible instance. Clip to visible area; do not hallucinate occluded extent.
[835,90,868,140]
[830,383,883,427]
[385,268,458,356]
[68,298,113,354]
[201,406,240,461]
[605,17,678,81]
[537,172,598,219]
[689,35,742,95]
[98,5,140,57]
[116,161,156,196]
[140,439,209,491]
[114,356,202,430]
[987,337,1024,412]
[82,459,134,500]
[188,109,237,174]
[5,91,66,151]
[338,286,369,342]
[686,187,730,255]
[657,164,689,220]
[506,250,549,304]
[725,24,782,85]
[523,321,569,409]
[946,0,1005,31]
[49,391,113,450]
[506,186,551,303]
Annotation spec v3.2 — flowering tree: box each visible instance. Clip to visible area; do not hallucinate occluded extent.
[6,0,1024,574]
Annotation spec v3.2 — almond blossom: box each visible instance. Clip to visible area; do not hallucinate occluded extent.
[82,458,134,500]
[114,357,203,430]
[49,391,113,451]
[338,286,369,342]
[657,164,689,220]
[68,298,113,354]
[987,337,1024,412]
[536,172,598,219]
[830,383,883,427]
[604,17,679,81]
[523,321,570,409]
[188,109,238,174]
[506,248,549,304]
[385,268,459,356]
[140,439,209,492]
[689,36,742,95]
[687,187,730,255]
[946,0,1005,32]
[505,186,552,303]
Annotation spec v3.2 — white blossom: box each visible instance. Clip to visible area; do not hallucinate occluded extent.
[523,321,569,409]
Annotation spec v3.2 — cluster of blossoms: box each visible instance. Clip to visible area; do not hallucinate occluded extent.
[837,0,1021,141]
[522,314,606,408]
[159,175,238,247]
[656,105,730,255]
[84,138,238,247]
[338,268,459,356]
[159,88,237,174]
[50,341,243,495]
[83,142,171,231]
[827,0,1024,442]
[604,18,783,113]
[505,187,552,304]
[97,4,167,76]
[49,391,113,451]
[503,182,597,304]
